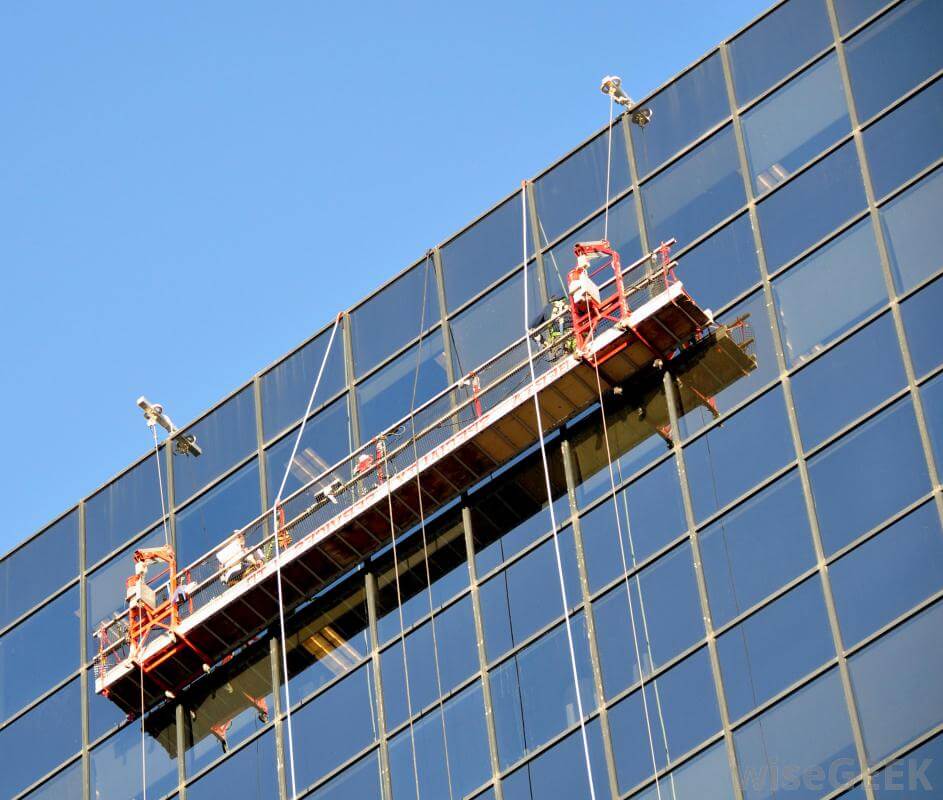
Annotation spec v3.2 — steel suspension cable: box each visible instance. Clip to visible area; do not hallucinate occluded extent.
[604,94,614,242]
[521,181,598,800]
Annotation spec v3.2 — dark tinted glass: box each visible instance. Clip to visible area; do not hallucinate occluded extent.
[831,502,943,647]
[534,125,630,246]
[808,398,930,554]
[758,142,866,270]
[901,276,943,377]
[187,730,277,800]
[308,752,381,800]
[22,757,83,800]
[742,55,851,196]
[350,257,440,378]
[0,679,81,800]
[90,715,178,800]
[85,451,164,566]
[440,192,524,313]
[864,77,943,199]
[773,219,887,365]
[172,386,256,504]
[718,577,834,720]
[834,0,890,33]
[921,373,943,471]
[685,388,795,522]
[0,509,77,630]
[260,323,346,441]
[641,125,746,249]
[175,458,261,567]
[791,313,906,449]
[627,741,735,800]
[845,0,943,121]
[700,471,816,627]
[632,53,729,178]
[849,600,943,764]
[728,0,832,106]
[87,665,125,744]
[0,585,79,722]
[880,166,943,294]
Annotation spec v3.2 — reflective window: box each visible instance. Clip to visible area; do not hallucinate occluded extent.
[593,543,704,698]
[0,679,81,800]
[0,585,79,723]
[685,388,795,522]
[742,55,850,197]
[260,323,347,441]
[86,451,165,566]
[87,665,126,744]
[901,276,943,377]
[719,577,834,720]
[351,258,440,378]
[849,600,943,764]
[388,681,490,800]
[187,730,277,800]
[864,77,943,199]
[440,192,524,313]
[792,313,906,449]
[449,264,541,378]
[675,213,761,312]
[845,0,943,122]
[490,613,595,768]
[628,741,735,800]
[834,0,890,33]
[173,386,256,504]
[0,509,77,630]
[90,714,178,800]
[870,731,943,794]
[734,669,858,800]
[880,166,943,294]
[758,142,866,270]
[832,502,943,647]
[356,328,451,443]
[22,757,83,800]
[633,53,729,179]
[773,219,887,366]
[641,125,746,249]
[175,458,261,567]
[608,649,720,793]
[308,752,382,800]
[534,126,630,247]
[728,0,832,106]
[809,397,930,554]
[921,372,943,471]
[700,471,816,627]
[291,665,378,788]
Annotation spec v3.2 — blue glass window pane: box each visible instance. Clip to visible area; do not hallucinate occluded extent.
[630,741,736,800]
[264,395,351,500]
[260,324,346,441]
[87,665,126,744]
[719,577,834,721]
[700,472,816,627]
[832,502,943,647]
[0,680,81,800]
[0,509,77,630]
[773,219,887,366]
[902,276,943,377]
[675,213,761,313]
[351,258,440,378]
[86,451,165,566]
[881,166,943,294]
[835,0,891,33]
[870,731,943,794]
[90,716,178,800]
[734,670,858,800]
[440,192,524,314]
[641,125,746,250]
[845,0,943,122]
[535,125,630,246]
[0,585,79,723]
[593,543,703,698]
[685,388,795,522]
[175,458,260,567]
[921,372,943,471]
[809,397,930,554]
[356,328,451,443]
[22,757,83,800]
[308,752,382,800]
[742,55,851,196]
[758,142,866,270]
[633,53,729,179]
[792,313,906,449]
[864,77,943,199]
[850,601,943,764]
[187,730,277,800]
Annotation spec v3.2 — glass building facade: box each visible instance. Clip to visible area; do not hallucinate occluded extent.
[3,0,943,797]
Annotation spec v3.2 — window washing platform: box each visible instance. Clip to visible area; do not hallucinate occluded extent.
[95,242,756,718]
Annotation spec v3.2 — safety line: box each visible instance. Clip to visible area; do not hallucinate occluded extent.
[271,311,344,800]
[521,181,598,800]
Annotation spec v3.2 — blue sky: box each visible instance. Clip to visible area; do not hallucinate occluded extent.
[0,1,771,554]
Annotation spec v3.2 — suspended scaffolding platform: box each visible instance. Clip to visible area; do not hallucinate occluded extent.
[95,240,755,718]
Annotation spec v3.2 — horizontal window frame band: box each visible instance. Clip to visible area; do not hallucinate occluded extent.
[838,0,903,40]
[170,449,260,514]
[295,745,381,800]
[864,720,943,781]
[259,384,350,451]
[349,321,443,389]
[182,708,277,786]
[734,43,838,115]
[857,67,943,147]
[633,115,735,184]
[874,156,943,212]
[84,517,168,575]
[0,504,80,575]
[0,669,82,735]
[0,574,80,642]
[10,751,83,800]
